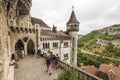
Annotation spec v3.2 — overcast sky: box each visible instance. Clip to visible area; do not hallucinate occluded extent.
[31,0,120,35]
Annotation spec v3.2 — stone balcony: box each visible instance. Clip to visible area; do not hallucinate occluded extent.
[14,56,102,80]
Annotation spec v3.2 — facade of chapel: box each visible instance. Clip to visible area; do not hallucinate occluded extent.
[0,0,80,80]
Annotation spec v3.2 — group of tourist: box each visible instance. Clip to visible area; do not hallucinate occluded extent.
[10,49,25,68]
[45,50,60,76]
[37,48,60,76]
[10,48,60,76]
[37,48,43,58]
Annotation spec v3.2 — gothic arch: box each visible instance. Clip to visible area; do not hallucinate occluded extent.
[14,39,24,52]
[27,39,35,55]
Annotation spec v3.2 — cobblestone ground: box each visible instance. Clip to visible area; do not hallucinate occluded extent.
[15,56,63,80]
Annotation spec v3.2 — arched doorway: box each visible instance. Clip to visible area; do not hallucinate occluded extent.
[15,39,24,51]
[27,39,35,55]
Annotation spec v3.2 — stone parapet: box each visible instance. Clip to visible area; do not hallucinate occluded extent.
[7,66,14,80]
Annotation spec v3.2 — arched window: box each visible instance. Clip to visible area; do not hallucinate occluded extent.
[45,43,47,48]
[48,43,50,48]
[43,43,46,49]
[53,42,58,48]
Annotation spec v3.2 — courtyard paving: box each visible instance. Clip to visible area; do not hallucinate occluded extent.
[14,56,63,80]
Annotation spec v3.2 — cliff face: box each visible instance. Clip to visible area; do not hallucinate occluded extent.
[0,0,32,80]
[0,1,9,80]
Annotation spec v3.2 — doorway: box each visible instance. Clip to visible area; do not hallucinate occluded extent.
[15,39,24,51]
[27,39,35,55]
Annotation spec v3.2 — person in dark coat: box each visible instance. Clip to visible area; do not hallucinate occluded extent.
[55,54,60,69]
[32,49,35,55]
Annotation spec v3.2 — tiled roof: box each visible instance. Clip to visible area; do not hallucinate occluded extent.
[84,64,120,80]
[66,10,80,25]
[84,65,99,75]
[41,30,69,37]
[96,71,109,80]
[99,64,120,80]
[31,17,50,28]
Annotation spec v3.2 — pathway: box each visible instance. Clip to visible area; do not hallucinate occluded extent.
[14,56,63,80]
[81,49,120,61]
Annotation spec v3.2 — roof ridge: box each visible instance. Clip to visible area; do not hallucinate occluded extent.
[31,17,50,28]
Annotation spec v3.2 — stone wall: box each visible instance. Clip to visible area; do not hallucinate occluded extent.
[0,1,10,80]
[10,32,37,56]
[0,0,32,79]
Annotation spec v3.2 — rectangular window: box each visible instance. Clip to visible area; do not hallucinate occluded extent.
[53,42,58,48]
[64,42,68,47]
[43,43,50,49]
[64,53,68,60]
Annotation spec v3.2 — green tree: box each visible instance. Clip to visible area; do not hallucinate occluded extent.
[58,70,77,80]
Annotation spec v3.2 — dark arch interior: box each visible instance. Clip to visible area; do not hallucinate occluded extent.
[15,39,24,51]
[27,39,34,55]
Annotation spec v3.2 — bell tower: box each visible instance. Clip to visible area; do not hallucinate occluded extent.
[66,7,80,66]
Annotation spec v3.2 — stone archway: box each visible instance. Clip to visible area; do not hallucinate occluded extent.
[27,39,35,55]
[15,39,24,51]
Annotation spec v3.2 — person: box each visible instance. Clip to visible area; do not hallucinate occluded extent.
[40,49,43,57]
[46,56,52,76]
[15,50,19,61]
[10,53,19,68]
[55,54,60,69]
[19,50,23,59]
[32,49,35,56]
[21,50,25,59]
[49,51,54,60]
[37,48,41,58]
[47,50,50,57]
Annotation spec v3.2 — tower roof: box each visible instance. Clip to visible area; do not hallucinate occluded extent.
[66,9,80,25]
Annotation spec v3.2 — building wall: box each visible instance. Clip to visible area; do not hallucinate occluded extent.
[108,26,120,35]
[39,36,71,64]
[62,40,71,63]
[10,32,37,55]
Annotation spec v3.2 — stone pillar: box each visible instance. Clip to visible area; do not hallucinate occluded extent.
[24,42,27,56]
[37,26,41,49]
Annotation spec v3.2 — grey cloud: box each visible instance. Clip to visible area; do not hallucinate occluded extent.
[31,0,120,35]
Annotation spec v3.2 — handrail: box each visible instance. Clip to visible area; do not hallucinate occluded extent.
[59,60,103,80]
